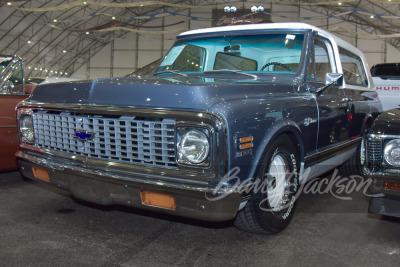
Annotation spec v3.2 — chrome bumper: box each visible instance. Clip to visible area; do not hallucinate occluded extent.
[366,171,400,199]
[369,197,400,218]
[17,150,241,222]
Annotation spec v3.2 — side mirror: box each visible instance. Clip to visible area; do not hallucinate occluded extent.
[315,73,344,95]
[325,73,343,87]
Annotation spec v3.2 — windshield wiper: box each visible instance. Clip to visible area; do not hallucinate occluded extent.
[203,69,258,80]
[153,70,187,76]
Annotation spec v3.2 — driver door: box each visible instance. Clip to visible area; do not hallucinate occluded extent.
[308,37,351,152]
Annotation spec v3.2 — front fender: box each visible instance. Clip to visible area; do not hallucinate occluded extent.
[209,96,315,184]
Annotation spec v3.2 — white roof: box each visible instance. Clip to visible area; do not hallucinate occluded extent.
[179,22,359,55]
[180,22,319,36]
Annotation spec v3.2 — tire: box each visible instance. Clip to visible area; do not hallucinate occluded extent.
[234,135,300,234]
[339,129,367,176]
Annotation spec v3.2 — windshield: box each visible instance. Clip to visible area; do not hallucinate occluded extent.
[156,33,305,75]
[0,57,13,75]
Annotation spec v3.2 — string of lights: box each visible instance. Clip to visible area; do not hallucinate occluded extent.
[7,0,400,12]
[13,0,400,78]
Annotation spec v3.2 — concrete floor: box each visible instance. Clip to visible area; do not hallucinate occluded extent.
[0,170,399,266]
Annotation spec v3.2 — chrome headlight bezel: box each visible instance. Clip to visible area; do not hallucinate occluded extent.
[384,139,400,167]
[18,109,34,144]
[176,126,211,167]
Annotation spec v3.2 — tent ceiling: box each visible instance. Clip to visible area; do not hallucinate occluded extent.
[1,0,399,78]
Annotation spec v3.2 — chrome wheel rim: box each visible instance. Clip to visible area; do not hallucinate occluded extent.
[360,137,366,166]
[266,153,290,211]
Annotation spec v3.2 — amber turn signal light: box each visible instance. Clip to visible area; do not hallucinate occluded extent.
[383,181,400,191]
[239,136,254,150]
[240,142,254,150]
[32,167,50,182]
[240,136,253,143]
[140,191,176,210]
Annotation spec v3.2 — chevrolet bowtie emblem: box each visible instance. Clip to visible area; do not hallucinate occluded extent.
[74,130,95,141]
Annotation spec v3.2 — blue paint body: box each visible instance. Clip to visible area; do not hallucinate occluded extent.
[17,23,384,222]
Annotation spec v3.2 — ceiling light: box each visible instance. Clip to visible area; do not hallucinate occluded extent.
[86,31,90,35]
[53,19,57,22]
[370,15,374,19]
[63,50,67,53]
[7,2,12,6]
[112,16,116,20]
[338,2,342,5]
[27,40,31,44]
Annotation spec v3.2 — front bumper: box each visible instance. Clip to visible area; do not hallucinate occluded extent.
[369,197,400,218]
[17,150,241,222]
[367,172,400,199]
[367,172,400,218]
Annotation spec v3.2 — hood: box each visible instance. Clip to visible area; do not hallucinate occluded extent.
[371,108,400,136]
[27,75,297,111]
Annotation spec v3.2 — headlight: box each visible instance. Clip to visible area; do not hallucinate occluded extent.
[177,128,210,165]
[19,114,34,143]
[384,139,400,167]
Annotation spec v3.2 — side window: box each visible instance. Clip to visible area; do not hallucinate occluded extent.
[308,38,333,82]
[339,48,367,86]
[0,62,24,94]
[159,44,205,72]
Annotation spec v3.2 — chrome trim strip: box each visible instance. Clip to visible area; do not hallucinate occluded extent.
[304,137,361,167]
[368,134,400,140]
[16,149,229,194]
[20,144,216,182]
[18,102,225,124]
[0,125,16,128]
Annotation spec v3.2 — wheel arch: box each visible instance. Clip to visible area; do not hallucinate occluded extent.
[363,115,375,130]
[249,120,304,180]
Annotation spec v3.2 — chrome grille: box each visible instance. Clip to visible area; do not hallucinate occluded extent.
[366,139,382,164]
[32,111,177,167]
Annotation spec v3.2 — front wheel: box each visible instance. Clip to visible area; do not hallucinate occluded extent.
[234,135,299,234]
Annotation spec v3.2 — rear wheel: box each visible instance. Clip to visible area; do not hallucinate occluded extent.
[339,129,368,176]
[234,135,299,234]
